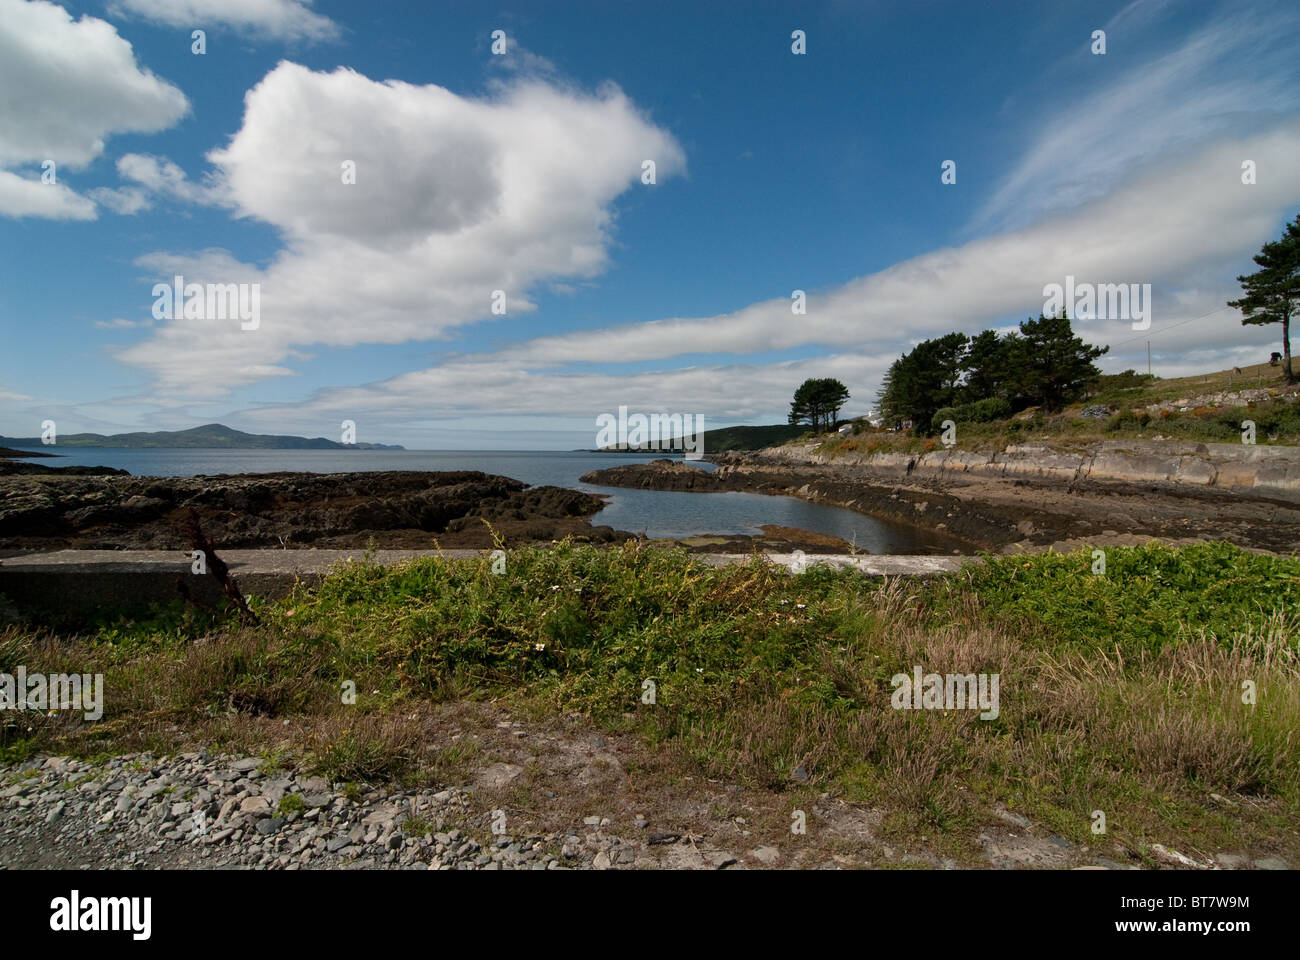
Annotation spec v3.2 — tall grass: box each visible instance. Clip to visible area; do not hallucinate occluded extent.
[3,541,1297,849]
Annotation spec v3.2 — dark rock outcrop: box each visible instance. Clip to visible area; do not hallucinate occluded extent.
[0,461,128,476]
[0,471,634,550]
[579,459,724,491]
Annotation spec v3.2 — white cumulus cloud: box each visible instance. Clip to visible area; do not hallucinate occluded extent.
[119,62,686,396]
[89,153,214,214]
[0,0,188,219]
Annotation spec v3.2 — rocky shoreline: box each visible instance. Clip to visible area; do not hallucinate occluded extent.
[583,444,1300,554]
[0,447,122,477]
[0,470,630,552]
[0,447,56,461]
[0,467,867,557]
[9,436,1295,557]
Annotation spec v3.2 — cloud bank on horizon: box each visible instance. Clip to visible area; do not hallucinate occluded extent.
[1,0,1298,447]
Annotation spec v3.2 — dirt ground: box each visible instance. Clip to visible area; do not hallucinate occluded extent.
[8,701,1281,871]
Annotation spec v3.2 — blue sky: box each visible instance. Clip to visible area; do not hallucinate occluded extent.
[1,0,1298,448]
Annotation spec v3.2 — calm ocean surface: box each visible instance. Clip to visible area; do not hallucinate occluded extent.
[9,447,962,554]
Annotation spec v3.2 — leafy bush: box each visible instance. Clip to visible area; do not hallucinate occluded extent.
[930,397,1012,431]
[1104,399,1300,442]
[1094,370,1156,393]
[962,542,1300,653]
[1106,408,1152,431]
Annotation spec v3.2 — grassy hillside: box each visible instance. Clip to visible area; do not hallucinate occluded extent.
[821,363,1300,455]
[596,422,811,453]
[691,423,811,452]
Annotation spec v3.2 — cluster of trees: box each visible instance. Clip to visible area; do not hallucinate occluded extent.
[781,214,1296,441]
[1229,214,1298,384]
[787,377,850,433]
[877,312,1108,433]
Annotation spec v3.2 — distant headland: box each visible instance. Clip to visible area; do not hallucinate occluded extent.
[0,423,404,451]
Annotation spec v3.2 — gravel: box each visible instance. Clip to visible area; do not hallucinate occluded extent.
[0,752,705,871]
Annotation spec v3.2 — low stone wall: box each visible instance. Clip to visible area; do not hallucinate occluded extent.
[0,549,968,619]
[750,440,1300,499]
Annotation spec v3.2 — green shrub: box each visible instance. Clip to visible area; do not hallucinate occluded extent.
[1106,408,1151,431]
[961,542,1300,653]
[1104,399,1300,442]
[1093,369,1156,394]
[931,397,1011,431]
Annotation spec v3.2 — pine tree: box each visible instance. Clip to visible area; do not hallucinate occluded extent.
[1228,215,1299,383]
[789,378,850,432]
[1018,311,1108,412]
[961,330,1007,404]
[877,333,967,432]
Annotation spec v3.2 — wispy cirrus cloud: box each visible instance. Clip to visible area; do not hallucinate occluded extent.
[108,0,339,43]
[482,125,1300,370]
[972,3,1300,233]
[94,317,153,329]
[230,120,1300,440]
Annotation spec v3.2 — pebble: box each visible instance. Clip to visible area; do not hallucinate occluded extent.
[0,749,946,873]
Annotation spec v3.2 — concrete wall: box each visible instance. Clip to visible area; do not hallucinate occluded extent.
[0,549,968,620]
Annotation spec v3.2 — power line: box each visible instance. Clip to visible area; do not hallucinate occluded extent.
[1108,305,1236,349]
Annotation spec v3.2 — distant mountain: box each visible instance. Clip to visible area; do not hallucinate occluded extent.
[0,423,404,450]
